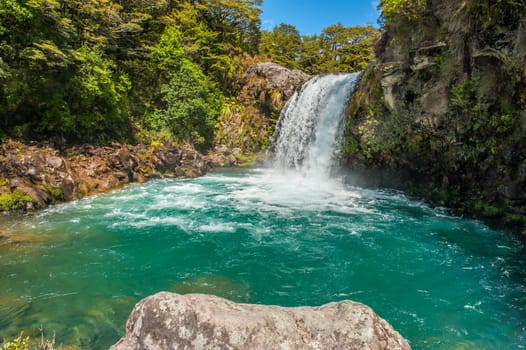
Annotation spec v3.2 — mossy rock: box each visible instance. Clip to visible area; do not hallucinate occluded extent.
[0,190,34,211]
[43,183,64,201]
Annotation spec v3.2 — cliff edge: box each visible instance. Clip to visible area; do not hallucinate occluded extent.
[344,0,526,231]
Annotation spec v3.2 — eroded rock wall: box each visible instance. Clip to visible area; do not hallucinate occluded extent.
[213,62,310,157]
[344,1,526,230]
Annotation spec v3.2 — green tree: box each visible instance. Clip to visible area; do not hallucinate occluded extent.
[193,0,262,53]
[0,0,261,147]
[259,22,378,74]
[316,24,379,73]
[298,34,323,74]
[259,23,302,69]
[145,26,222,146]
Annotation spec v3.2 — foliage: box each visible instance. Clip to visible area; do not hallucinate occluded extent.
[2,334,29,350]
[259,23,379,74]
[2,328,55,350]
[378,0,426,25]
[0,0,262,147]
[43,183,63,201]
[0,0,382,149]
[144,27,222,147]
[469,0,526,29]
[0,190,33,211]
[214,99,270,152]
[259,23,302,69]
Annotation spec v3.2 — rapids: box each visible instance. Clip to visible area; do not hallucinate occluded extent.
[0,170,524,349]
[1,73,525,349]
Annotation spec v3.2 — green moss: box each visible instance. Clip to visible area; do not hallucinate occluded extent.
[236,152,266,167]
[0,190,34,211]
[43,183,64,201]
[0,178,7,186]
[503,213,525,225]
[473,200,502,217]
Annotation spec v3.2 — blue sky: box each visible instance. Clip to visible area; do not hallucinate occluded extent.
[260,0,380,35]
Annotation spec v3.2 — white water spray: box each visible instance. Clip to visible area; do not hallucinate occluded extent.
[270,73,361,178]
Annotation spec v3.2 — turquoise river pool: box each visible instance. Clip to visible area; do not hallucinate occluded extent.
[0,168,525,349]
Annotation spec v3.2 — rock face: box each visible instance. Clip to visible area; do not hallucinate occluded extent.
[214,62,310,157]
[344,1,526,230]
[111,292,411,350]
[241,63,312,113]
[0,140,209,211]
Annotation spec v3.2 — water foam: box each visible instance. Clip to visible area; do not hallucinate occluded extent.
[270,73,361,178]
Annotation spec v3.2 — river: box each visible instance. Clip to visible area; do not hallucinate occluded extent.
[0,168,525,348]
[1,72,525,349]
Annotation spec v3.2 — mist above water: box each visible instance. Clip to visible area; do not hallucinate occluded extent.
[270,73,361,179]
[0,73,525,349]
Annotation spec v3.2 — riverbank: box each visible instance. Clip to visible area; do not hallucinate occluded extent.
[0,139,217,213]
[342,0,526,233]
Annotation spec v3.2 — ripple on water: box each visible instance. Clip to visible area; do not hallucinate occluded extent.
[0,169,524,349]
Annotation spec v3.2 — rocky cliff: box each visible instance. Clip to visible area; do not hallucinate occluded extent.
[0,140,209,211]
[111,292,411,350]
[212,62,310,163]
[344,1,526,231]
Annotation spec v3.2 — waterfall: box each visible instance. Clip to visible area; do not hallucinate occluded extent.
[270,72,361,178]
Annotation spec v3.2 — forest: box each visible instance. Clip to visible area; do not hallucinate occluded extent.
[0,0,378,147]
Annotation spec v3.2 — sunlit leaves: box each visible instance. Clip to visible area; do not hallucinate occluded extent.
[378,0,426,25]
[260,23,379,74]
[146,26,222,145]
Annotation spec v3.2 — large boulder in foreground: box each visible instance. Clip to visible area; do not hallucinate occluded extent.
[110,292,411,350]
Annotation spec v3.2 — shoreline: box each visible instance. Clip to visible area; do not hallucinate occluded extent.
[0,139,212,214]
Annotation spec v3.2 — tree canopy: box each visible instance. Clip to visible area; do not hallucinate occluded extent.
[0,0,379,146]
[259,22,379,75]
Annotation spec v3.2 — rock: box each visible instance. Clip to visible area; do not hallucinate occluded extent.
[110,292,411,350]
[26,166,39,177]
[215,62,311,155]
[498,184,524,200]
[59,173,79,201]
[45,155,65,170]
[344,0,526,230]
[207,145,239,167]
[243,63,311,103]
[0,140,210,212]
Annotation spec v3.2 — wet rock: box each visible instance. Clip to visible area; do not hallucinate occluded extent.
[207,145,239,167]
[111,292,411,350]
[0,140,210,212]
[215,63,310,155]
[498,184,524,200]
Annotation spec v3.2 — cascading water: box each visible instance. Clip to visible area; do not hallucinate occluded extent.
[1,72,525,350]
[270,73,361,178]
